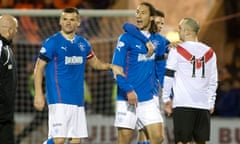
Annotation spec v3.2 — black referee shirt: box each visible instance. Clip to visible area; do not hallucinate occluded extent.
[0,35,17,123]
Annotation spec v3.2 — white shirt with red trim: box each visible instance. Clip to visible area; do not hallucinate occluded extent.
[162,41,218,110]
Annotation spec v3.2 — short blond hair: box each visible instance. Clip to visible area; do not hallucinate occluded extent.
[181,17,200,34]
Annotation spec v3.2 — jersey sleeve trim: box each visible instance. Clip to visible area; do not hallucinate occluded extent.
[87,50,95,59]
[39,53,50,62]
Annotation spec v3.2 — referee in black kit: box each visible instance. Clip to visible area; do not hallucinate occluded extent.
[0,14,18,144]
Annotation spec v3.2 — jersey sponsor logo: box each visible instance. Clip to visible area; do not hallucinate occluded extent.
[137,53,155,61]
[65,56,83,65]
[40,47,46,54]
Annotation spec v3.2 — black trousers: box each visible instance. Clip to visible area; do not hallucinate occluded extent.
[0,121,15,144]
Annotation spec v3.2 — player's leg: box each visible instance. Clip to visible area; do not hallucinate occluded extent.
[137,130,149,144]
[138,99,164,144]
[43,137,54,144]
[176,142,191,144]
[67,105,88,144]
[44,104,87,144]
[145,122,164,144]
[68,138,81,144]
[43,138,72,144]
[114,101,137,144]
[193,109,210,144]
[117,127,135,144]
[137,95,164,144]
[173,107,195,144]
[0,121,15,144]
[195,142,206,144]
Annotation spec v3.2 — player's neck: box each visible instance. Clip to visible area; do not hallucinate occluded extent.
[184,36,198,42]
[60,31,75,41]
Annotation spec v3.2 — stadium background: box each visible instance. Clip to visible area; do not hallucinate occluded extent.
[0,0,240,143]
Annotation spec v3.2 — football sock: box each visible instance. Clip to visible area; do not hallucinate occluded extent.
[137,141,150,144]
[44,138,54,144]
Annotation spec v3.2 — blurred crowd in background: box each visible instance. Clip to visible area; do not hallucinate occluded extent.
[0,0,117,9]
[214,40,240,117]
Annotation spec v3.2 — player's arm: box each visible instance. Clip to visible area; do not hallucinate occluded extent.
[87,54,125,79]
[33,58,47,111]
[123,22,154,57]
[155,37,168,87]
[123,22,149,43]
[112,35,138,105]
[207,52,218,114]
[162,48,178,115]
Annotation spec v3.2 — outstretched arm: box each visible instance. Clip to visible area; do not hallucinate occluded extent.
[123,22,154,57]
[87,55,125,79]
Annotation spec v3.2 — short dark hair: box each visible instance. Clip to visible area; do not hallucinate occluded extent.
[63,7,79,15]
[155,10,165,18]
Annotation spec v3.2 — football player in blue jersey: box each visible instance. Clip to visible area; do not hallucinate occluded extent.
[112,2,167,144]
[33,7,125,144]
[122,9,170,144]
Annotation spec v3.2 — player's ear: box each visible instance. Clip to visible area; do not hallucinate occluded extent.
[77,20,81,27]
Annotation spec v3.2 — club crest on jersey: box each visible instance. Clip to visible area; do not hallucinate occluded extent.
[78,43,85,51]
[40,47,46,54]
[151,40,160,48]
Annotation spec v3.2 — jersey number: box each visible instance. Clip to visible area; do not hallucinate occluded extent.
[191,56,205,78]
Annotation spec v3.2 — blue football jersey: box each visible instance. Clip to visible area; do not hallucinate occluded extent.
[112,32,166,102]
[122,22,169,88]
[39,32,93,106]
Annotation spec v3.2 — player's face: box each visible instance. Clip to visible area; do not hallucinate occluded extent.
[135,4,152,31]
[59,12,80,34]
[8,22,18,40]
[154,16,165,33]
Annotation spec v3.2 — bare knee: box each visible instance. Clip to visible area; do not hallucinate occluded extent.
[53,138,65,144]
[69,138,81,144]
[118,128,134,144]
[149,132,164,144]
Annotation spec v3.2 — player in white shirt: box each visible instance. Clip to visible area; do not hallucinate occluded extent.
[162,18,218,144]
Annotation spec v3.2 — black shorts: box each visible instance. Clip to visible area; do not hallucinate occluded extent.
[0,121,15,144]
[173,107,210,143]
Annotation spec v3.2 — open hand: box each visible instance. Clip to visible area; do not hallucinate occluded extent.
[111,64,125,79]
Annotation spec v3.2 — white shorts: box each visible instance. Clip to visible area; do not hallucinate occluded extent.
[48,104,88,138]
[114,99,163,129]
[153,95,160,108]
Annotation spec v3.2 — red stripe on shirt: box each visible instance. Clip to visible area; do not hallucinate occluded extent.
[177,45,214,69]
